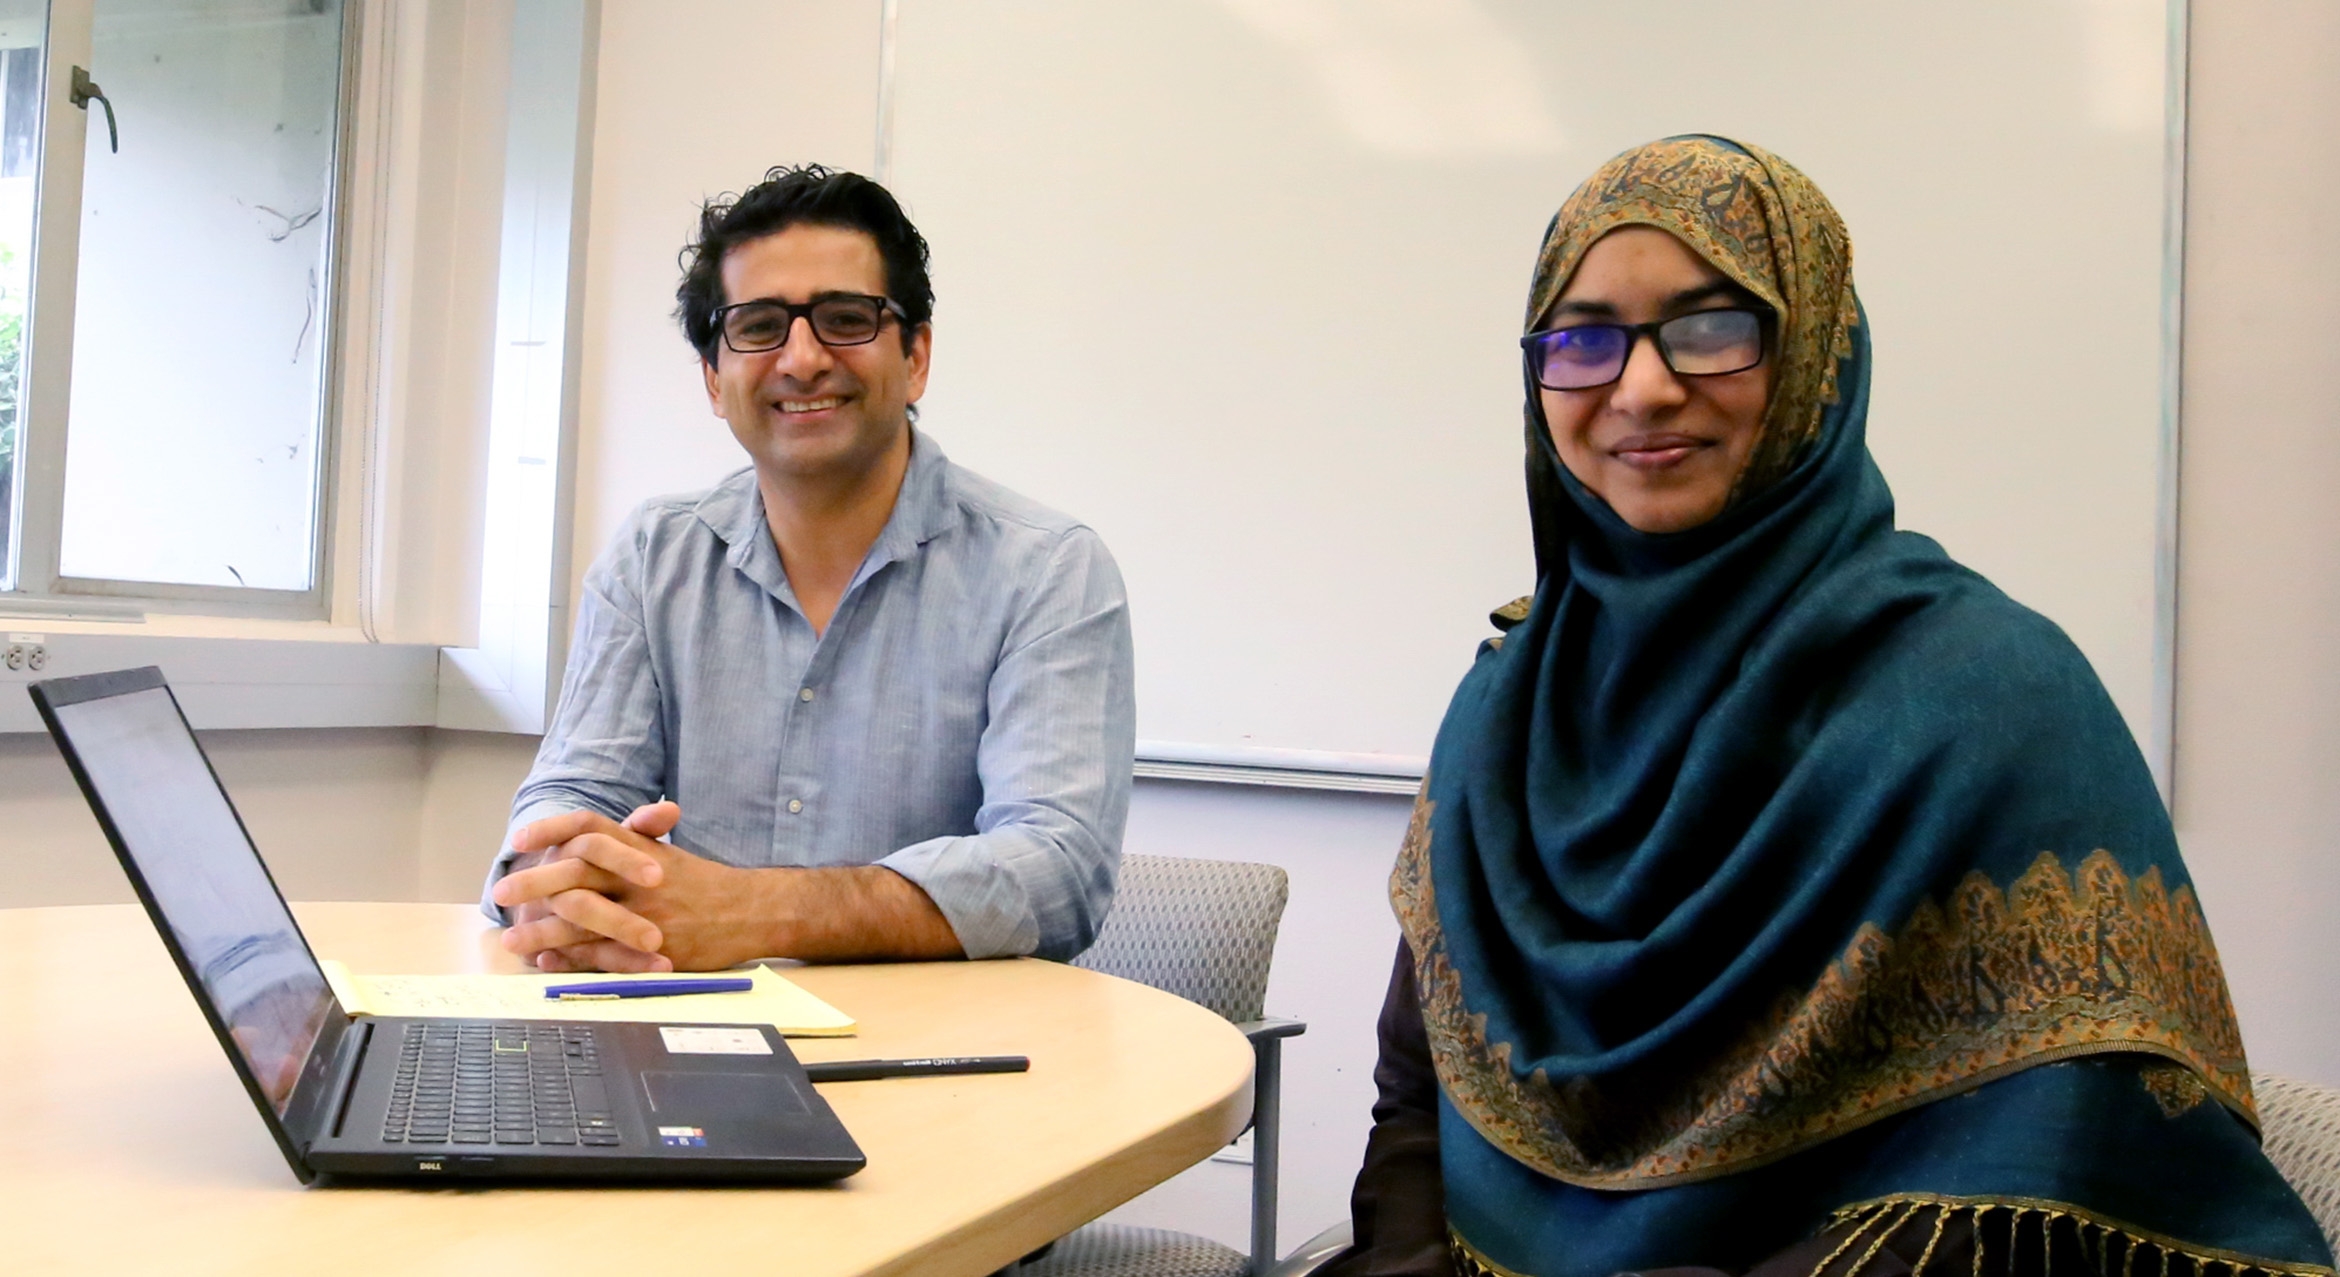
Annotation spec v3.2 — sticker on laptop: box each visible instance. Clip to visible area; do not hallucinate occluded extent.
[658,1026,773,1056]
[658,1126,707,1148]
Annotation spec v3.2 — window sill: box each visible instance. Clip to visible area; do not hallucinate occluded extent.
[0,625,441,733]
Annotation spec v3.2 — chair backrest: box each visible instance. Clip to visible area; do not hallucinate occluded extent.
[2255,1072,2340,1249]
[1073,854,1289,1023]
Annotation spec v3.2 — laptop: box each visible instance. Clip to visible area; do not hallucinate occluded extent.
[29,665,866,1185]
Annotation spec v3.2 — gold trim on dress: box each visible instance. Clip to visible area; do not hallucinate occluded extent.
[1447,1197,2336,1277]
[1817,1195,2338,1277]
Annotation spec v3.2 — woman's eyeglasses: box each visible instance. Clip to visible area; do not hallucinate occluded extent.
[713,293,907,353]
[1521,307,1768,391]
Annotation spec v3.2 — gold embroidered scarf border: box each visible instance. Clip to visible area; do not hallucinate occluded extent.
[1393,791,2256,1189]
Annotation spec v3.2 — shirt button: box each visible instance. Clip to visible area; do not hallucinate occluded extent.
[798,687,815,702]
[787,799,804,814]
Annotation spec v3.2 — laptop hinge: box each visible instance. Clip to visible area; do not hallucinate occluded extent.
[320,1018,375,1145]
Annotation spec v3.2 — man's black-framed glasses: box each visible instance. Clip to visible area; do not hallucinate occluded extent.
[1521,308,1768,391]
[714,292,908,353]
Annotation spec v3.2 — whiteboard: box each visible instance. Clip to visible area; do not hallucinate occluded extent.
[888,0,2176,775]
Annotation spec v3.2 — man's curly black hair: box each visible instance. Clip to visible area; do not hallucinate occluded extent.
[673,164,934,363]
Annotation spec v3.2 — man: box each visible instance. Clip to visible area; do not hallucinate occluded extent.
[480,165,1134,972]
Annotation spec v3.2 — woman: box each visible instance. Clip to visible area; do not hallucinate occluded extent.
[1328,136,2333,1277]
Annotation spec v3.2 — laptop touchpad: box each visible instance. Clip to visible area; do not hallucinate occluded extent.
[644,1070,810,1119]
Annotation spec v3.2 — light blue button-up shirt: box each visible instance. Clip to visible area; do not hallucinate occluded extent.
[481,430,1135,960]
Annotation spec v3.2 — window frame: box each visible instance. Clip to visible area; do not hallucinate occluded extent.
[0,0,360,622]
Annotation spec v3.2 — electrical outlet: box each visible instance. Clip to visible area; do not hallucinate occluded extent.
[5,633,48,673]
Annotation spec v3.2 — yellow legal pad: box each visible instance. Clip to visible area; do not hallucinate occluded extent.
[316,961,857,1038]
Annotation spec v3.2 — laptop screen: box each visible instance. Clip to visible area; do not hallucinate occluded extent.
[46,682,335,1116]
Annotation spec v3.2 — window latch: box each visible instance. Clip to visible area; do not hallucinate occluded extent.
[70,66,117,154]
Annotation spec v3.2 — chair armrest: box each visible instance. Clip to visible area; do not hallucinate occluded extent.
[1236,1018,1308,1272]
[1262,1220,1354,1277]
[1238,1017,1307,1042]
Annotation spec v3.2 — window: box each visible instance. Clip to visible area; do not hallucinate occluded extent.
[0,0,347,615]
[0,2,42,590]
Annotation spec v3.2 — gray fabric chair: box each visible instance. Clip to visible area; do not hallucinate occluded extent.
[2254,1071,2340,1250]
[1011,854,1306,1277]
[1265,1074,2340,1277]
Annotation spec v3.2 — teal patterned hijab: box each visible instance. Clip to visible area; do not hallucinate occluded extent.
[1399,137,2330,1277]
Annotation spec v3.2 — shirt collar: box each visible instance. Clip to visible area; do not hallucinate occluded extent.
[868,425,955,561]
[694,426,955,604]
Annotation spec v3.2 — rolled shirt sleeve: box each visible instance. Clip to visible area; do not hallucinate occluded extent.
[878,527,1134,960]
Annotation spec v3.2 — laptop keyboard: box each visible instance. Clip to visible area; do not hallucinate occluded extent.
[381,1023,619,1148]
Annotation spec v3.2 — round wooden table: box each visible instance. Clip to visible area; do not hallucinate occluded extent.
[0,902,1254,1276]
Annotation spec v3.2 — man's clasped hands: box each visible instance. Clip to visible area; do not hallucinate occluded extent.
[494,802,712,973]
[492,802,964,972]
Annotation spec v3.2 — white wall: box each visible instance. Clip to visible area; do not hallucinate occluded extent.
[567,0,881,606]
[2168,0,2340,1087]
[415,727,536,901]
[2,726,429,907]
